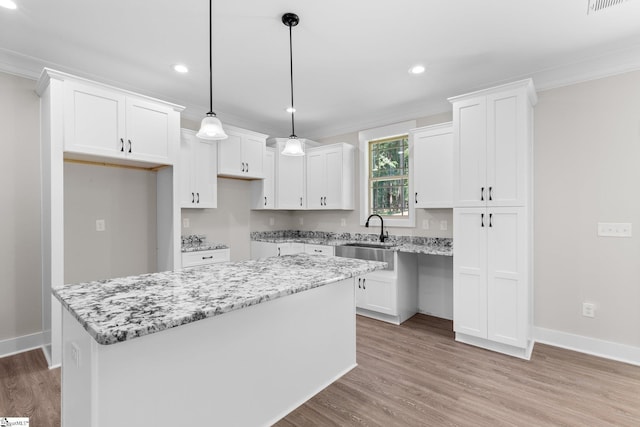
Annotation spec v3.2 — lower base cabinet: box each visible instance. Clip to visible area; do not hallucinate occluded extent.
[182,249,230,268]
[356,273,397,316]
[250,241,334,259]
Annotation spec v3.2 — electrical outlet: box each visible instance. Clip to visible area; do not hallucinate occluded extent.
[269,217,274,226]
[582,302,595,318]
[422,219,429,230]
[440,220,448,231]
[70,342,81,368]
[299,217,304,226]
[340,218,347,227]
[182,218,190,228]
[597,222,632,237]
[96,219,105,232]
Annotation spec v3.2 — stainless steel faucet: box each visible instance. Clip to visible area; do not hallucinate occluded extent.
[365,214,389,242]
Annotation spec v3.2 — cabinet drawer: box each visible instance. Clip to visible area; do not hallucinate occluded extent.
[182,249,230,267]
[304,244,334,256]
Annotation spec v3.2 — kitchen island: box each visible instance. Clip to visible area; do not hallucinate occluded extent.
[54,254,386,426]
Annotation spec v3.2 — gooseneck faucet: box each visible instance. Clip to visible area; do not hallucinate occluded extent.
[365,214,389,242]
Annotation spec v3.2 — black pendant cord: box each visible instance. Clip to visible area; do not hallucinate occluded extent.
[288,22,296,138]
[208,0,214,116]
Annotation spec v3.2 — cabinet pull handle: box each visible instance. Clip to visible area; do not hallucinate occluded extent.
[481,187,485,201]
[128,139,132,153]
[278,247,281,256]
[202,256,213,260]
[241,162,245,172]
[415,192,418,204]
[300,197,303,207]
[489,186,493,201]
[314,249,322,253]
[481,213,485,227]
[196,193,200,203]
[264,196,267,206]
[192,192,195,203]
[323,196,327,205]
[120,138,124,152]
[363,278,366,290]
[246,163,249,173]
[489,213,493,227]
[358,277,361,288]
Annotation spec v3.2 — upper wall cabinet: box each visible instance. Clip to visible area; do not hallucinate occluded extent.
[305,143,355,210]
[410,122,453,209]
[180,129,217,209]
[450,79,536,208]
[272,139,306,209]
[64,80,180,166]
[217,126,267,179]
[251,147,275,210]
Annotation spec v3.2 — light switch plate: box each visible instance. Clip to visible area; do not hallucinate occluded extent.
[269,217,274,226]
[422,219,429,230]
[597,222,632,237]
[96,219,105,232]
[182,218,190,228]
[340,218,347,227]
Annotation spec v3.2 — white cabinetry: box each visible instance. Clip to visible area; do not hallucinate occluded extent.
[306,143,355,210]
[356,273,397,316]
[180,129,217,208]
[182,248,230,268]
[251,148,275,209]
[217,126,267,179]
[272,139,306,209]
[64,80,178,166]
[250,241,334,259]
[411,122,453,208]
[303,244,335,256]
[449,79,536,359]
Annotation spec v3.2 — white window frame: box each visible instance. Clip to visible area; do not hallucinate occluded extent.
[359,120,416,227]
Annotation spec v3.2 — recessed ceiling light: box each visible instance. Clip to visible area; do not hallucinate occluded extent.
[408,64,426,75]
[0,0,17,10]
[286,107,296,113]
[173,64,189,73]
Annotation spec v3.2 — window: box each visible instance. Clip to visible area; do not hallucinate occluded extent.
[359,120,416,227]
[368,135,409,217]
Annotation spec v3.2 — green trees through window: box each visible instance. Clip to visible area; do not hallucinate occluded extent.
[368,135,409,217]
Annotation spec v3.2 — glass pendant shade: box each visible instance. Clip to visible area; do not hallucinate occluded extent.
[197,114,228,140]
[281,137,305,156]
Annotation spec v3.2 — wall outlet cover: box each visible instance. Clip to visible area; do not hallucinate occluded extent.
[422,219,429,230]
[182,218,190,228]
[582,302,596,318]
[340,218,347,227]
[269,217,275,226]
[96,219,106,232]
[440,220,448,231]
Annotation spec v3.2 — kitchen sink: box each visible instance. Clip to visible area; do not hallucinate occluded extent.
[335,243,395,271]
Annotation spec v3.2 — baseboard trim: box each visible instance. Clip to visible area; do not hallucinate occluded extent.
[0,332,44,359]
[534,327,640,367]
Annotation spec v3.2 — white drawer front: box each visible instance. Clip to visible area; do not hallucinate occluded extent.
[304,244,334,256]
[182,249,230,267]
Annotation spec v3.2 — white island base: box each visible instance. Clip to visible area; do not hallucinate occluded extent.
[62,278,356,426]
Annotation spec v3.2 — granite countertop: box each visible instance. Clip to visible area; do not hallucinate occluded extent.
[53,254,386,346]
[251,231,453,257]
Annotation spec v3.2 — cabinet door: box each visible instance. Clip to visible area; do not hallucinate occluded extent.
[193,140,217,208]
[250,241,278,259]
[355,277,365,308]
[487,91,527,207]
[453,208,488,338]
[306,150,325,209]
[486,207,527,348]
[360,274,397,316]
[413,124,453,208]
[125,97,172,164]
[252,149,275,209]
[179,132,196,207]
[279,242,304,255]
[453,97,486,207]
[324,148,344,209]
[64,81,126,158]
[217,132,243,176]
[277,149,305,209]
[241,136,265,178]
[304,244,334,256]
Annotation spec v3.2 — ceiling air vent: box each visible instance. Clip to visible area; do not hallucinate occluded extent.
[588,0,632,14]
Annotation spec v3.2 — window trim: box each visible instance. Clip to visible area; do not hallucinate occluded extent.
[359,120,416,227]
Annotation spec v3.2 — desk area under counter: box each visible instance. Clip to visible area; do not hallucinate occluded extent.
[54,254,386,426]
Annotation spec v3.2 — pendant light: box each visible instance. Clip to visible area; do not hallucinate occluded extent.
[281,12,305,156]
[197,0,227,140]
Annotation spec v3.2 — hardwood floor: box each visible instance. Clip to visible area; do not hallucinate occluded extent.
[1,315,639,426]
[0,348,60,427]
[277,315,640,427]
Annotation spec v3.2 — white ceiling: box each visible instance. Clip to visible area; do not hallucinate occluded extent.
[2,0,640,139]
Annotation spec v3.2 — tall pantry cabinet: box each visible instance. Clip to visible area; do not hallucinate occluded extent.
[449,79,536,359]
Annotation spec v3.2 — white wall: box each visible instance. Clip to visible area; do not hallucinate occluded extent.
[64,163,158,284]
[0,72,42,343]
[534,71,640,348]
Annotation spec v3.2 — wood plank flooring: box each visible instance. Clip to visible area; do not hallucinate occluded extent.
[0,348,60,427]
[1,315,639,426]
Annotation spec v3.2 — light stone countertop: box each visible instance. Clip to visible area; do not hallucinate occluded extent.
[53,254,386,345]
